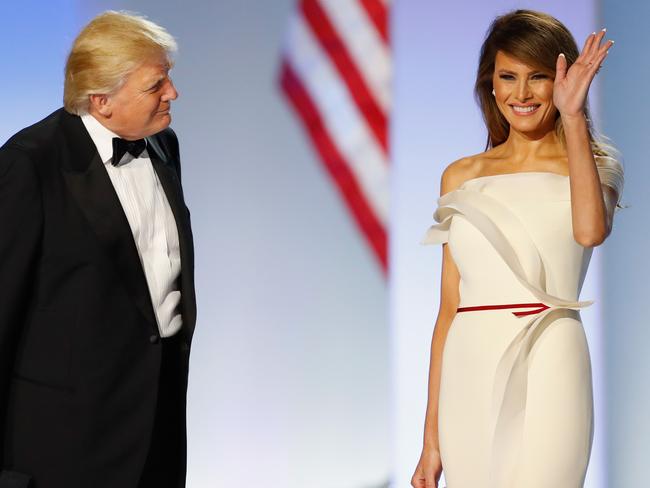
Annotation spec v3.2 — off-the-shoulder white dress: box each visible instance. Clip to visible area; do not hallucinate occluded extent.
[423,172,594,488]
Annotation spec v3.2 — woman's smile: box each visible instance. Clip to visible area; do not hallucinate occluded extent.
[509,103,541,115]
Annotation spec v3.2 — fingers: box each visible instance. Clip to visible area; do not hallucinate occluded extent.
[424,466,437,488]
[555,53,568,82]
[411,474,434,488]
[580,32,596,58]
[411,468,438,488]
[589,29,607,57]
[588,38,614,76]
[588,48,610,77]
[577,28,614,75]
[411,475,425,488]
[580,29,609,61]
[411,467,426,488]
[597,39,615,57]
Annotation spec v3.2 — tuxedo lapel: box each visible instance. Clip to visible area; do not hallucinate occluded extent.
[146,137,197,338]
[59,111,158,330]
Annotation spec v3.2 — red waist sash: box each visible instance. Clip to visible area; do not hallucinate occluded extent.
[456,302,550,317]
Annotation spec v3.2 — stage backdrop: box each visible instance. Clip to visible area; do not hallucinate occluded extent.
[601,1,650,487]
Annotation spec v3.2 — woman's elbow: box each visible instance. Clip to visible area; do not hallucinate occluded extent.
[573,226,610,247]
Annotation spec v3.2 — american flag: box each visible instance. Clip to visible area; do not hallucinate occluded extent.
[279,0,391,273]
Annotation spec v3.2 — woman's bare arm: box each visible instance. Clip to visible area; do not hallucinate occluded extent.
[412,165,466,488]
[421,164,467,451]
[553,29,618,246]
[422,242,460,451]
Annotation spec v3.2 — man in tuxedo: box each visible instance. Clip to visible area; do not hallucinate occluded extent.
[0,11,196,488]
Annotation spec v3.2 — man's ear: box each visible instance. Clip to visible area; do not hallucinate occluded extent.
[88,94,112,117]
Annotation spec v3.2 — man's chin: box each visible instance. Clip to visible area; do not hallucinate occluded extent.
[150,115,172,135]
[159,113,172,126]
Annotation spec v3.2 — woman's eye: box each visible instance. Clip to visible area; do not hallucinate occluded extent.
[499,74,515,80]
[531,74,548,80]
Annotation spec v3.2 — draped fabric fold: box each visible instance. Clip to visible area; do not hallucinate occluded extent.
[422,186,592,487]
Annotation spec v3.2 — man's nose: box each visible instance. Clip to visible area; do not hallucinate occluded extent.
[163,78,179,101]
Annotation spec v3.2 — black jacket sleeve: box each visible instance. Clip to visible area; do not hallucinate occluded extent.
[0,145,42,467]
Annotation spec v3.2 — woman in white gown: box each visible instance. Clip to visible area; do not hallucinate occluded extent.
[411,10,624,488]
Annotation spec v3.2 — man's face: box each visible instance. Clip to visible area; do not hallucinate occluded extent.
[102,57,178,140]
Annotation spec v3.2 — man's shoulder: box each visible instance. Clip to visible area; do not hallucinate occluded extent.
[2,108,68,156]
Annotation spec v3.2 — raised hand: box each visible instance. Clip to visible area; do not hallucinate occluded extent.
[553,29,614,118]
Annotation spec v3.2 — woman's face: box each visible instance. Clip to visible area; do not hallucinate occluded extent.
[492,50,557,138]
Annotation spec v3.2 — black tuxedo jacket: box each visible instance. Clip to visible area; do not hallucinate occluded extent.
[0,109,196,488]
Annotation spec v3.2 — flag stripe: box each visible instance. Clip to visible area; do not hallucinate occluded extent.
[280,0,390,273]
[284,14,389,223]
[301,0,388,154]
[319,0,391,113]
[358,0,389,43]
[280,61,388,271]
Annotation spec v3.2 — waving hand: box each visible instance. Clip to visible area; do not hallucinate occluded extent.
[553,29,614,118]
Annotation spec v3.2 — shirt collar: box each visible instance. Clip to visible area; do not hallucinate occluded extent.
[80,113,149,166]
[80,112,121,165]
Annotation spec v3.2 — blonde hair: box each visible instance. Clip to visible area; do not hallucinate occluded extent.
[475,9,624,201]
[64,11,177,115]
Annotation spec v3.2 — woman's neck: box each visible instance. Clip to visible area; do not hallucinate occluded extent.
[497,127,565,165]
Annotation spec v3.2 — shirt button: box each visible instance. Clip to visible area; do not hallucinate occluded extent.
[149,334,160,344]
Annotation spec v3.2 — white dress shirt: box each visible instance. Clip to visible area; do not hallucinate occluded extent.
[81,113,183,337]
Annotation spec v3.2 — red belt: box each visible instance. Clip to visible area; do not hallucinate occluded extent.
[456,302,550,317]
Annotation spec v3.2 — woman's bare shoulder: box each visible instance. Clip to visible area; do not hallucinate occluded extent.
[441,151,496,194]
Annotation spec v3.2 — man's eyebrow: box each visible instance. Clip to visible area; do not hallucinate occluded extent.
[144,74,166,89]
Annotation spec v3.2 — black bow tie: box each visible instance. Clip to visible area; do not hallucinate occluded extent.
[111,137,146,166]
